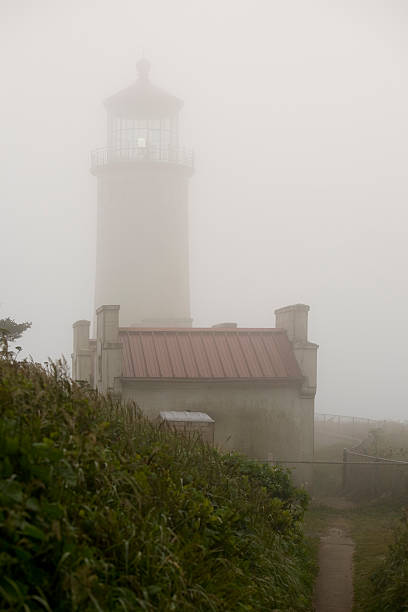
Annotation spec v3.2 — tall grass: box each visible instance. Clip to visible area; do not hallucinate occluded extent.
[0,358,315,611]
[361,509,408,611]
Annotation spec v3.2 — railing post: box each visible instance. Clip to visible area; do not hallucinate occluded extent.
[374,453,380,497]
[342,448,348,492]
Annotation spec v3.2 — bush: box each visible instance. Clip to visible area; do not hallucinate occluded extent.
[0,358,315,611]
[365,509,408,611]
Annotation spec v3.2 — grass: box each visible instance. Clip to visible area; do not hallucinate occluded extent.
[304,497,403,612]
[302,502,337,587]
[0,356,316,611]
[303,502,338,538]
[349,504,401,611]
[306,429,408,611]
[356,507,408,611]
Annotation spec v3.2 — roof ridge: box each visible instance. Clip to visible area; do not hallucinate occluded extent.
[118,327,285,333]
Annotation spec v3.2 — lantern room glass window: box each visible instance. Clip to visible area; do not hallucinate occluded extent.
[109,116,178,154]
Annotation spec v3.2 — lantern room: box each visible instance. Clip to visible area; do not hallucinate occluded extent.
[93,58,191,167]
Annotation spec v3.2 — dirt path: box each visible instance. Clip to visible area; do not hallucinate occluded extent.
[314,499,355,612]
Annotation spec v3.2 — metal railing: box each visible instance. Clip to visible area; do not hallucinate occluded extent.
[90,145,194,170]
[315,412,385,426]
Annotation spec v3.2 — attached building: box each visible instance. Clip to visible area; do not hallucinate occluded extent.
[72,303,317,464]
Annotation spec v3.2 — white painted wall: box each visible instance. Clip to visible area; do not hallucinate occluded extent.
[94,163,192,327]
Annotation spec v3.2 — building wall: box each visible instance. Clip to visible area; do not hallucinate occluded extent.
[120,380,314,463]
[94,163,192,327]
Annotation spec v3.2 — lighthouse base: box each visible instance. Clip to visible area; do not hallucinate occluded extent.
[136,317,193,329]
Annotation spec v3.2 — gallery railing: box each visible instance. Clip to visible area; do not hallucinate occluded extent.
[315,413,386,426]
[91,145,194,170]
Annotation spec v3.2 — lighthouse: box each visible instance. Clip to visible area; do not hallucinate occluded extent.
[91,59,194,327]
[72,61,318,476]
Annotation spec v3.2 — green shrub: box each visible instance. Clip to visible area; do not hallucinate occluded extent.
[364,509,408,611]
[0,358,315,611]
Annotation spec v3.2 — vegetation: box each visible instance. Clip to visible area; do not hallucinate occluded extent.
[358,508,408,611]
[304,498,406,612]
[0,317,31,360]
[359,426,408,461]
[350,504,400,611]
[309,431,408,611]
[0,317,31,344]
[0,356,315,611]
[350,427,408,610]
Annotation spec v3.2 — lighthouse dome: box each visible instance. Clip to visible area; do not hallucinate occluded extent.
[104,59,183,119]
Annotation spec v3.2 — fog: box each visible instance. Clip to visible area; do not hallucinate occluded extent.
[1,0,407,419]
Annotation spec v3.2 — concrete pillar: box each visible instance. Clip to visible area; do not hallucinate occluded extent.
[275,303,318,399]
[96,305,122,394]
[293,344,318,396]
[275,304,319,472]
[275,303,309,343]
[72,320,94,385]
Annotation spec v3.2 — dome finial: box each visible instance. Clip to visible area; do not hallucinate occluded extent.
[136,57,151,81]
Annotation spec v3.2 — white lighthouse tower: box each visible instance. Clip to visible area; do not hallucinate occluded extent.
[91,59,194,327]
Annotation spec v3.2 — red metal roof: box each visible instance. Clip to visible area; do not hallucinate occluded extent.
[119,328,303,382]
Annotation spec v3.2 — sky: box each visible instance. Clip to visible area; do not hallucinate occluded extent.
[1,0,407,419]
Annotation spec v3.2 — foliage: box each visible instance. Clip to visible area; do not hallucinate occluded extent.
[0,317,31,360]
[363,508,408,611]
[0,357,315,611]
[346,503,400,611]
[0,318,31,343]
[304,500,404,612]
